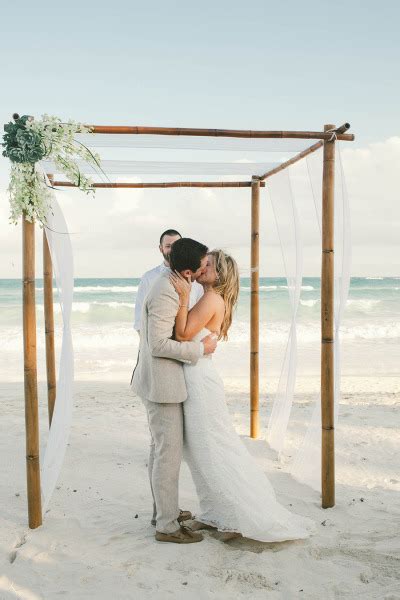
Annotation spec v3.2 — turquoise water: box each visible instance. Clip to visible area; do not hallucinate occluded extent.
[1,277,399,379]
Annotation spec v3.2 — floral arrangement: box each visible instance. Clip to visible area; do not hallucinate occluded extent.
[2,114,101,224]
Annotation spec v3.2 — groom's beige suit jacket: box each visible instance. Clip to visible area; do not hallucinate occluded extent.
[131,271,203,403]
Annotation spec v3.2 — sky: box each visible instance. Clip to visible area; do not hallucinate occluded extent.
[0,0,399,277]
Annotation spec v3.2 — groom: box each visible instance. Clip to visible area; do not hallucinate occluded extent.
[131,238,217,544]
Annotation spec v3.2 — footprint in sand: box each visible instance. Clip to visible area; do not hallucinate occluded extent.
[9,533,27,564]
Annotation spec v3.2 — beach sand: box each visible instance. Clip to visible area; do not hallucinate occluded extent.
[1,376,399,599]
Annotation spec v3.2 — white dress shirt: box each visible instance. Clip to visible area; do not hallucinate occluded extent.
[134,263,204,332]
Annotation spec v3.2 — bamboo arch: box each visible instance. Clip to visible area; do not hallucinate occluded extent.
[21,122,355,528]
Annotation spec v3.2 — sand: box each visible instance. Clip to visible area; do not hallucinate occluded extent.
[1,376,399,599]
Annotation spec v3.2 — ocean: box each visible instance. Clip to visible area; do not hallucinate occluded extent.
[1,277,399,382]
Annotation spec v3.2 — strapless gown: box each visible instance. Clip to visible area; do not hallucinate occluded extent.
[182,328,314,542]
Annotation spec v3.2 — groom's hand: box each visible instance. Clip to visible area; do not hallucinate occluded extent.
[201,333,218,355]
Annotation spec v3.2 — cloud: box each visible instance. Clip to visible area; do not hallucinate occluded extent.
[341,137,400,249]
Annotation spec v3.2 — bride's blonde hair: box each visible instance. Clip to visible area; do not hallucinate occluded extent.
[209,249,240,341]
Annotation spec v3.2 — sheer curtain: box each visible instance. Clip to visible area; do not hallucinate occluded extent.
[266,169,303,454]
[40,182,74,513]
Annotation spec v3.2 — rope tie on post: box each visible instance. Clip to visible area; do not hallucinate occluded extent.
[325,127,338,142]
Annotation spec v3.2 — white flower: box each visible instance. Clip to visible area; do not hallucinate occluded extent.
[7,114,100,224]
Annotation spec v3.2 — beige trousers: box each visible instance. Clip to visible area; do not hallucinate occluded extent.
[141,398,183,534]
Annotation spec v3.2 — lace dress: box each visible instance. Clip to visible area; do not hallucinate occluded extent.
[182,328,314,542]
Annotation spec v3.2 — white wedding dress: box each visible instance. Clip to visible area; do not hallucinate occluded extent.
[182,328,315,542]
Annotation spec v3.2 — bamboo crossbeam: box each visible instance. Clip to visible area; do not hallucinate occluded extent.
[43,231,56,427]
[23,215,42,529]
[259,141,324,180]
[51,180,266,189]
[85,124,354,141]
[250,177,260,439]
[335,123,350,135]
[321,124,336,509]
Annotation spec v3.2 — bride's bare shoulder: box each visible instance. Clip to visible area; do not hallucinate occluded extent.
[201,290,224,308]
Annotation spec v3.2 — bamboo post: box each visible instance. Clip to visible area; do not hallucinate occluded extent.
[23,215,42,528]
[321,124,336,508]
[43,230,56,426]
[250,177,260,438]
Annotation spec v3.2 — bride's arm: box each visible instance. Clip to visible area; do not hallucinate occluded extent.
[170,273,219,341]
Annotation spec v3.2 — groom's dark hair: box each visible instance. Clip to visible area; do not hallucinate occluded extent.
[170,238,208,273]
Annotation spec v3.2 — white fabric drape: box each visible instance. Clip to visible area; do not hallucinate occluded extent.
[266,169,303,454]
[41,185,74,513]
[41,159,279,178]
[74,133,317,153]
[290,144,351,490]
[34,141,350,510]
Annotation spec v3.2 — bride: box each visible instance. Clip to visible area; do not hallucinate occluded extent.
[169,249,314,542]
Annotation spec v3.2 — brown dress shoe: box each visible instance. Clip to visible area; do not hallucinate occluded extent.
[151,509,192,527]
[177,509,193,523]
[155,525,204,544]
[189,520,218,532]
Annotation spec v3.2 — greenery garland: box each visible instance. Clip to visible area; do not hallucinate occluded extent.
[2,114,100,224]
